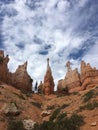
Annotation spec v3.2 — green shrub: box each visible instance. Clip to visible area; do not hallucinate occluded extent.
[31,101,42,108]
[57,112,67,121]
[85,101,98,110]
[60,104,69,109]
[7,120,25,130]
[83,90,94,102]
[13,92,25,100]
[62,114,84,130]
[33,113,84,130]
[49,108,61,121]
[79,101,98,111]
[62,86,69,94]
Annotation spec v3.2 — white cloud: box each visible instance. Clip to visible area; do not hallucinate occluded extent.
[1,0,98,89]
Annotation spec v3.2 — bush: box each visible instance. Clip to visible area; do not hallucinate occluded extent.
[61,114,84,130]
[60,104,69,109]
[83,90,94,102]
[62,87,69,94]
[85,101,98,110]
[57,112,67,122]
[31,101,42,108]
[79,101,98,111]
[7,120,25,130]
[33,113,84,130]
[13,92,25,100]
[49,108,61,121]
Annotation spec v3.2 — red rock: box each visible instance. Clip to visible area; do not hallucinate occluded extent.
[43,58,54,95]
[0,50,33,92]
[57,60,98,93]
[0,50,9,83]
[57,61,81,92]
[12,61,33,91]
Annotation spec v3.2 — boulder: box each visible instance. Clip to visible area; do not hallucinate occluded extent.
[2,102,21,116]
[91,121,97,127]
[41,110,51,117]
[23,119,36,130]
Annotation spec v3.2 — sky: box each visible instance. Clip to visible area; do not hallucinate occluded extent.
[0,0,98,88]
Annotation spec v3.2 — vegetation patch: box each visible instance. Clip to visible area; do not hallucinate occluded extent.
[57,112,67,121]
[21,89,33,97]
[13,92,25,100]
[79,101,98,111]
[7,120,25,130]
[49,108,61,121]
[60,104,69,109]
[33,113,84,130]
[31,101,42,108]
[83,90,94,102]
[62,87,69,95]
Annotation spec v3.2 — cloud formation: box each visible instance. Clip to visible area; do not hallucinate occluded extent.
[0,0,98,88]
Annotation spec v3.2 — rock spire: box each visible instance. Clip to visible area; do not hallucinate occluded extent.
[43,58,54,95]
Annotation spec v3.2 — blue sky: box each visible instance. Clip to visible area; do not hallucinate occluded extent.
[0,0,98,87]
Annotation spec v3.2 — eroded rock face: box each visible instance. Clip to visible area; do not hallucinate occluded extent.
[0,50,33,92]
[23,119,36,130]
[41,110,51,117]
[57,61,81,93]
[57,60,98,93]
[12,62,32,91]
[38,81,43,94]
[0,50,9,83]
[43,58,54,95]
[80,61,98,90]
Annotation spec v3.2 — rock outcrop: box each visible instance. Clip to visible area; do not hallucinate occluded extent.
[0,50,9,83]
[23,119,36,130]
[58,61,81,93]
[0,50,33,92]
[2,102,21,116]
[43,58,54,95]
[11,61,33,91]
[80,61,98,90]
[41,110,51,117]
[57,60,98,93]
[38,81,43,94]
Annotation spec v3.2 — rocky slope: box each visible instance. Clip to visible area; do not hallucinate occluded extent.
[0,83,98,130]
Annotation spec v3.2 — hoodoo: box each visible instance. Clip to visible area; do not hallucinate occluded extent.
[43,58,54,95]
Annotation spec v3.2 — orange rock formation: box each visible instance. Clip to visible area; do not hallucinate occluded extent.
[0,50,32,91]
[43,58,54,95]
[0,50,9,83]
[57,60,98,93]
